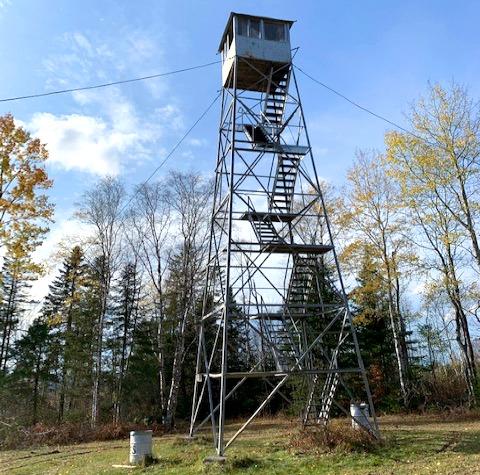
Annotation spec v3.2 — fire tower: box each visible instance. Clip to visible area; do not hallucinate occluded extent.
[189,12,379,456]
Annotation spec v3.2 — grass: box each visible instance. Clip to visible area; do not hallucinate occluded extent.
[1,414,480,474]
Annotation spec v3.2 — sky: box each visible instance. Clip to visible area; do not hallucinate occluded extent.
[1,0,480,309]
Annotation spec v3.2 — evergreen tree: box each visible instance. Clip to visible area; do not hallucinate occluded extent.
[107,261,143,423]
[0,257,34,373]
[350,245,397,407]
[10,318,52,425]
[41,246,92,422]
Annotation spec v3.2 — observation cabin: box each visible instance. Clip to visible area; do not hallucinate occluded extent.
[219,13,294,92]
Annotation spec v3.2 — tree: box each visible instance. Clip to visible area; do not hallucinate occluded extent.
[386,83,480,274]
[127,181,171,417]
[77,177,125,427]
[340,150,415,406]
[0,257,35,372]
[350,244,397,405]
[108,261,143,424]
[387,90,478,402]
[0,114,54,372]
[163,171,211,427]
[0,114,54,269]
[11,318,52,425]
[41,246,89,422]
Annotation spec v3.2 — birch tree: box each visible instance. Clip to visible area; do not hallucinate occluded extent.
[386,83,480,274]
[127,182,171,417]
[340,150,415,406]
[163,171,211,427]
[386,85,480,401]
[386,152,478,401]
[77,177,125,427]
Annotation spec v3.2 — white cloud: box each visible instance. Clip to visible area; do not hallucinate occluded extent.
[28,111,142,176]
[27,93,184,176]
[31,29,185,176]
[189,138,208,147]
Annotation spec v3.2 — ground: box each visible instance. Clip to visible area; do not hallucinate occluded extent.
[1,414,480,474]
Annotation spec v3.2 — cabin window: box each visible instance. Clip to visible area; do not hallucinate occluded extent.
[249,19,261,39]
[264,21,285,42]
[237,17,248,36]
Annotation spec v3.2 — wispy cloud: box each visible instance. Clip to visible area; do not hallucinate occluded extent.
[30,28,183,176]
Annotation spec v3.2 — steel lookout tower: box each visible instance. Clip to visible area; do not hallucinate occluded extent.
[189,12,379,457]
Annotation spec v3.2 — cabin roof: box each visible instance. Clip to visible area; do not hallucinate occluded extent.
[218,12,295,52]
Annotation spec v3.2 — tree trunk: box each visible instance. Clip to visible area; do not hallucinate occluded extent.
[164,307,189,427]
[58,283,76,423]
[32,348,42,425]
[455,164,480,273]
[91,282,109,428]
[443,239,477,403]
[0,278,16,372]
[382,241,410,406]
[114,304,130,425]
[155,299,166,419]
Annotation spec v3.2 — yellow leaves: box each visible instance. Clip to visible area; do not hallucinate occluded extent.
[48,312,63,327]
[0,113,54,278]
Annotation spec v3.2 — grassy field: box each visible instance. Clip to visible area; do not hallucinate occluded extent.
[1,414,480,474]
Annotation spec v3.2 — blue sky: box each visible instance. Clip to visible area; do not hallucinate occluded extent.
[1,0,480,301]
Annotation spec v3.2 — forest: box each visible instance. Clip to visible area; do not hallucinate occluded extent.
[1,81,479,440]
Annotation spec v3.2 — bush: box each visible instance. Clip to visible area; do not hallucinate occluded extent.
[289,420,380,455]
[417,363,469,409]
[0,421,165,450]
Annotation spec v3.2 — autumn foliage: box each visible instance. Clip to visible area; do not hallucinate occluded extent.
[0,113,54,273]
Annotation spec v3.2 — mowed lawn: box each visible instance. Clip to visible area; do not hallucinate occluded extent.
[1,414,480,474]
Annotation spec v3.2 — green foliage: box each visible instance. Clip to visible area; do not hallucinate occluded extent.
[350,245,398,408]
[0,256,37,373]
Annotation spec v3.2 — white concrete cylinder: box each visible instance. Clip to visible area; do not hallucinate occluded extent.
[129,430,153,465]
[350,403,370,430]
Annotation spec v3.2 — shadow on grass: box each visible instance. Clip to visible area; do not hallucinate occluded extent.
[171,435,211,447]
[451,432,480,455]
[231,456,264,469]
[376,426,480,466]
[382,413,480,428]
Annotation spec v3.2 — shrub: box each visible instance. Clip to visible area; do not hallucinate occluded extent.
[289,420,380,455]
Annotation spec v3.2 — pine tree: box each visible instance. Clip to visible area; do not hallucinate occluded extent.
[41,246,90,422]
[107,261,143,423]
[350,245,397,406]
[11,318,52,425]
[0,257,34,373]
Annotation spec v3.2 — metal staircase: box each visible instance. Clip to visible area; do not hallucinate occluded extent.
[265,317,301,371]
[317,367,340,423]
[303,356,340,426]
[263,71,289,126]
[287,256,317,315]
[269,154,301,213]
[255,294,302,372]
[248,214,284,244]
